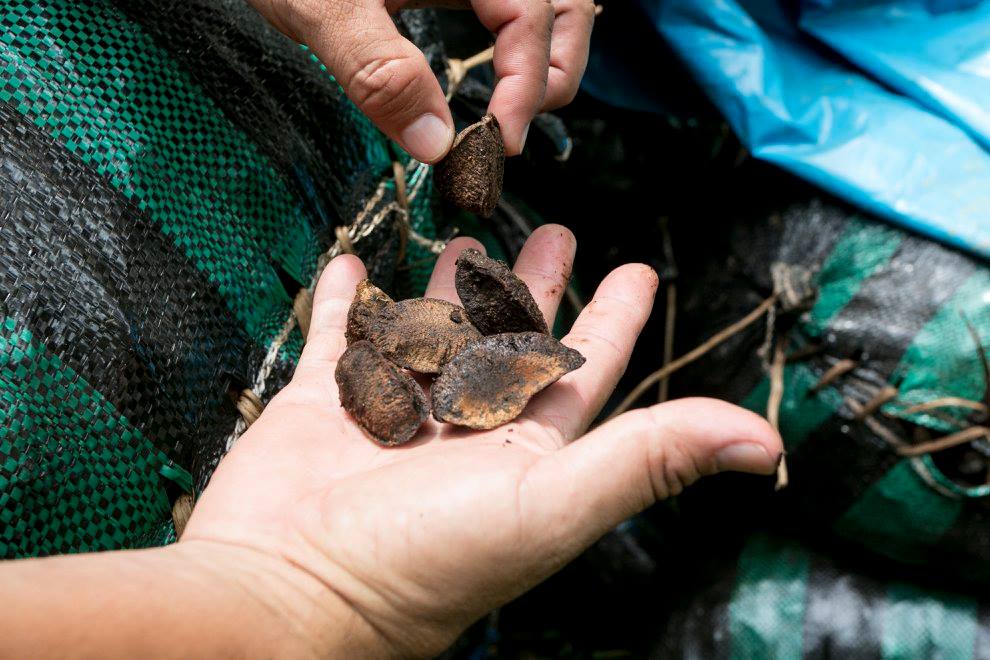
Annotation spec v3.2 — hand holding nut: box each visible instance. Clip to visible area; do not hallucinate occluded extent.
[183,226,783,657]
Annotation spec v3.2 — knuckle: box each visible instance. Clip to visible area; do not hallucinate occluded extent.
[641,407,711,501]
[545,59,587,110]
[280,0,342,40]
[312,0,362,28]
[345,51,420,120]
[648,439,689,500]
[550,79,580,107]
[553,0,596,20]
[568,327,623,360]
[314,295,351,322]
[640,421,673,501]
[592,293,641,317]
[564,75,583,102]
[515,265,569,290]
[303,332,348,363]
[528,410,570,446]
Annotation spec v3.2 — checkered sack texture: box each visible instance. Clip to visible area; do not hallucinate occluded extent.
[0,0,443,556]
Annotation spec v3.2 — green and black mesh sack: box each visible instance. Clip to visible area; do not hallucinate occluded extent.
[654,532,990,659]
[672,198,990,582]
[0,0,444,556]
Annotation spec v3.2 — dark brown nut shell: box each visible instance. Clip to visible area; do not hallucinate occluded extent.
[335,341,429,446]
[346,279,394,345]
[432,332,585,430]
[434,114,504,217]
[455,248,549,335]
[368,298,482,374]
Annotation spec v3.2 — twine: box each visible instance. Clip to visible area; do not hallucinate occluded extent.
[446,46,495,100]
[335,225,356,255]
[607,294,779,421]
[810,358,858,393]
[897,426,990,457]
[224,160,435,450]
[658,283,676,404]
[610,280,988,484]
[658,217,677,404]
[293,289,313,341]
[849,386,900,421]
[235,389,264,427]
[767,338,789,490]
[903,397,989,416]
[171,493,194,539]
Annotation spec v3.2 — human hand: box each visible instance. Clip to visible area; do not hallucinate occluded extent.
[245,0,597,162]
[182,226,782,657]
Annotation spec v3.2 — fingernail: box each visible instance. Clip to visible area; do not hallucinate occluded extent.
[401,113,454,163]
[519,122,531,152]
[714,443,777,475]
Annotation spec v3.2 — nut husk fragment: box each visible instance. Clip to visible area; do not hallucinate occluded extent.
[432,332,585,430]
[346,279,394,345]
[434,114,504,216]
[455,248,549,335]
[335,341,429,446]
[368,298,482,373]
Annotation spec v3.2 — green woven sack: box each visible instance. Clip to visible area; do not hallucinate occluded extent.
[673,198,990,582]
[0,0,441,556]
[656,532,990,659]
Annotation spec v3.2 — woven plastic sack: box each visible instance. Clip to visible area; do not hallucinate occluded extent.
[654,533,990,659]
[0,0,442,557]
[673,197,990,582]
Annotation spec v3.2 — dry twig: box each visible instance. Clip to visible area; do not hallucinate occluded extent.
[607,294,778,421]
[767,339,788,490]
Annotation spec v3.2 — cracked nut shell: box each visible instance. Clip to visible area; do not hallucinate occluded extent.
[431,332,585,430]
[346,279,394,345]
[434,114,504,216]
[455,248,549,335]
[335,341,429,446]
[368,298,482,373]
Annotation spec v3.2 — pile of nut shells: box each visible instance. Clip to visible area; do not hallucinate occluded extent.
[335,250,585,446]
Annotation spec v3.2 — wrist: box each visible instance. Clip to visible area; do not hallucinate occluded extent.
[169,539,391,658]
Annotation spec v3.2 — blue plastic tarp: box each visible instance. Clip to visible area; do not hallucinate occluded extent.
[584,0,990,259]
[802,0,990,150]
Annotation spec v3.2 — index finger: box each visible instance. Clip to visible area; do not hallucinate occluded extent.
[292,255,367,385]
[472,0,555,155]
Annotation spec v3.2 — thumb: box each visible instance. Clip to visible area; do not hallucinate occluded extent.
[303,2,455,163]
[524,398,782,560]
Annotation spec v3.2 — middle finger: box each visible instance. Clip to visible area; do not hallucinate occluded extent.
[511,223,575,327]
[424,226,576,330]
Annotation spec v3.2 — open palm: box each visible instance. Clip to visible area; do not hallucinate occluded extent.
[183,226,781,657]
